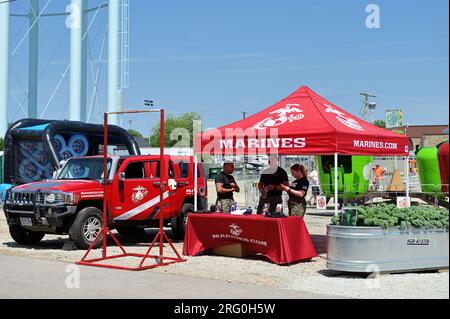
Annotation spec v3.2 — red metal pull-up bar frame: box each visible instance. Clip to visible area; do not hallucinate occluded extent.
[76,109,186,271]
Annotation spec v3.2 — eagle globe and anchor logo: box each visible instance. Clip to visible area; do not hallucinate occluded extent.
[131,186,148,204]
[253,104,305,130]
[324,104,365,131]
[229,223,243,237]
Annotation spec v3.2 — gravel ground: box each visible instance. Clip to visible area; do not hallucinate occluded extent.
[0,208,448,299]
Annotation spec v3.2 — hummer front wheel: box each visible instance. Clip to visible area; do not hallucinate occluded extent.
[9,226,45,245]
[69,207,103,250]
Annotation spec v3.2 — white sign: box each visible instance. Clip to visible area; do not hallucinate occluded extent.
[316,196,327,210]
[385,109,403,129]
[397,197,411,209]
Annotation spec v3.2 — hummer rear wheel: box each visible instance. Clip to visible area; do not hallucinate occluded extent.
[171,203,194,240]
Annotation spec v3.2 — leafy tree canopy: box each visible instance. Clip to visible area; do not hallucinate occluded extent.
[128,129,144,139]
[150,112,202,147]
[373,120,386,128]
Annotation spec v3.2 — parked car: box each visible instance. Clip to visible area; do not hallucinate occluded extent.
[3,155,208,249]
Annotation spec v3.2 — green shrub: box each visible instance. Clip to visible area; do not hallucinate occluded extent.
[330,203,449,230]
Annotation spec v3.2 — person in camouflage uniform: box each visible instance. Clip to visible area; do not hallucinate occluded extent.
[281,164,309,217]
[215,161,240,213]
[256,196,283,215]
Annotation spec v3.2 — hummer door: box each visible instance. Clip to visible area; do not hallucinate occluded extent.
[112,160,161,222]
[148,160,174,219]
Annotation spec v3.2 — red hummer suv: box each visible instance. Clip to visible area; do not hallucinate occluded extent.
[3,155,208,249]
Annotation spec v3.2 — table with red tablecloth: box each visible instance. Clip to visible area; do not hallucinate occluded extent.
[183,213,318,265]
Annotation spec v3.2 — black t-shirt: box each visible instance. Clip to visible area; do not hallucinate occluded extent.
[259,166,289,197]
[290,177,309,199]
[215,172,236,200]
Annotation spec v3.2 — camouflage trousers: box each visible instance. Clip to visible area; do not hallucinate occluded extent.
[288,198,307,217]
[216,199,234,213]
[257,196,283,214]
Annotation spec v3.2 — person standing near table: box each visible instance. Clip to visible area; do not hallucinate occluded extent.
[257,155,289,214]
[215,161,240,213]
[308,166,320,206]
[281,164,309,217]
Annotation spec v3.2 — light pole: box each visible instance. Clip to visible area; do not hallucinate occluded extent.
[144,100,154,107]
[360,92,377,123]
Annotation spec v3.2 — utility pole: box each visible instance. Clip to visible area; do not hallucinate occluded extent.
[360,92,377,123]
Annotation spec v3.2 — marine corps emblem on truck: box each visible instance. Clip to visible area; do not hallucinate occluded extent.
[131,186,148,203]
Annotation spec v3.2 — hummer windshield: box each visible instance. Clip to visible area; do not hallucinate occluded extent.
[57,158,112,181]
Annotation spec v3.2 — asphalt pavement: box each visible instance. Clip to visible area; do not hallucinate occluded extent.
[0,254,336,299]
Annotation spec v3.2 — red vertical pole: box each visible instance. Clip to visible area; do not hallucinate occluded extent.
[102,113,108,258]
[159,110,165,260]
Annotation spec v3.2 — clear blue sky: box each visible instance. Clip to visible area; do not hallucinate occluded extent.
[8,0,449,136]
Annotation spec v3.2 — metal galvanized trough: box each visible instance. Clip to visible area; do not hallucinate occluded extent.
[327,225,449,273]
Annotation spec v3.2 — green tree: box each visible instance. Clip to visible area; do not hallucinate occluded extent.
[128,129,144,139]
[373,120,386,128]
[150,112,201,147]
[0,138,4,151]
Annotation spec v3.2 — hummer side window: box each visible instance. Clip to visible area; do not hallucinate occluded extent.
[177,161,202,179]
[169,162,175,178]
[179,161,189,178]
[124,162,145,179]
[151,161,175,178]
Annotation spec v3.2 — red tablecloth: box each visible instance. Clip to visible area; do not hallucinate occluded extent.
[183,213,318,265]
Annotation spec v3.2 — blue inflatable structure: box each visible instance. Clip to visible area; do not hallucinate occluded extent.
[2,119,141,186]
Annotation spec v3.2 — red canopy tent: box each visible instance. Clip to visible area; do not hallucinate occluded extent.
[194,86,411,212]
[196,86,410,156]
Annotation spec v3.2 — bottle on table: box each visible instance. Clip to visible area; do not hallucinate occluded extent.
[275,204,283,216]
[262,203,270,215]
